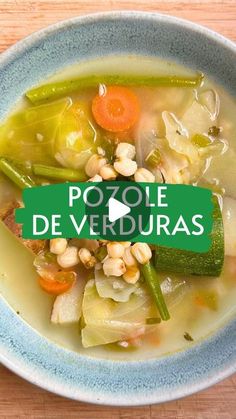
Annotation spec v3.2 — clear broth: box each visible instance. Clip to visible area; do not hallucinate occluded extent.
[0,55,236,360]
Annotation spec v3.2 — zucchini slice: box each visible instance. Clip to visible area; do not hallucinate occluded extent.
[155,199,224,277]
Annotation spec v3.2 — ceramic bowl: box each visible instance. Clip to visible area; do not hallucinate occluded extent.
[0,12,236,406]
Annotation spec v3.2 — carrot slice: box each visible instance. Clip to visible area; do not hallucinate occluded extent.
[92,86,140,132]
[38,271,75,295]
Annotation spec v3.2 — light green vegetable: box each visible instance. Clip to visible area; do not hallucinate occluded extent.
[81,280,158,348]
[94,246,108,262]
[0,158,35,189]
[54,102,98,169]
[145,317,161,325]
[162,111,198,163]
[95,269,138,303]
[33,164,87,182]
[191,133,211,148]
[160,275,188,308]
[26,74,203,104]
[141,262,170,321]
[181,97,214,138]
[145,148,162,168]
[155,198,224,276]
[194,289,219,311]
[199,89,219,120]
[51,277,86,324]
[0,98,70,165]
[222,196,236,257]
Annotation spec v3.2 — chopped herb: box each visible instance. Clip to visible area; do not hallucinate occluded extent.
[184,332,194,342]
[99,136,116,163]
[16,311,20,315]
[145,148,162,169]
[95,246,108,262]
[208,126,221,137]
[146,317,161,325]
[176,129,181,135]
[191,133,211,147]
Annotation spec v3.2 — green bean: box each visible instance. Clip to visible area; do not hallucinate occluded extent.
[26,74,203,104]
[33,164,87,181]
[0,157,35,189]
[141,261,170,321]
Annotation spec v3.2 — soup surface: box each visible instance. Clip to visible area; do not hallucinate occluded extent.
[0,55,236,360]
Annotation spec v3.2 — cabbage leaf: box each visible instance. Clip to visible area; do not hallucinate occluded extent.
[95,269,138,302]
[81,280,158,347]
[0,98,70,164]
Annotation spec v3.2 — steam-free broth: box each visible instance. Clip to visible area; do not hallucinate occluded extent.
[0,55,236,360]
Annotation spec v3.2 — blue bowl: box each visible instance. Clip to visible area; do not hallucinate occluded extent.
[0,12,236,405]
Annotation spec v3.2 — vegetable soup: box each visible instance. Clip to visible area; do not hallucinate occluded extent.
[0,55,236,360]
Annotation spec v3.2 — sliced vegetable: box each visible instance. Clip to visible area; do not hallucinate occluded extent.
[94,246,108,262]
[198,180,225,196]
[141,262,170,321]
[81,279,158,347]
[34,251,59,280]
[162,111,198,163]
[55,101,98,169]
[95,268,138,302]
[155,138,190,184]
[145,317,161,325]
[155,199,224,276]
[208,126,221,137]
[97,135,116,163]
[194,289,218,311]
[83,280,156,324]
[26,74,203,104]
[199,89,220,120]
[51,277,86,324]
[222,196,236,256]
[33,164,87,181]
[160,275,188,308]
[38,271,75,295]
[82,322,145,349]
[145,148,162,168]
[184,332,194,342]
[181,98,214,137]
[191,134,211,148]
[92,86,140,132]
[134,111,161,168]
[0,98,70,164]
[0,158,35,189]
[203,149,236,199]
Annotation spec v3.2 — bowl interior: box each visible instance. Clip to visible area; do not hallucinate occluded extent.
[0,12,236,405]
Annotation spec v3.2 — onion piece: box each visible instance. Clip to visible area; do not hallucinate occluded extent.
[95,269,138,303]
[222,196,236,256]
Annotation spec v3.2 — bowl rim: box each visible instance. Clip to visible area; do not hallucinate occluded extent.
[0,10,236,406]
[1,10,235,66]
